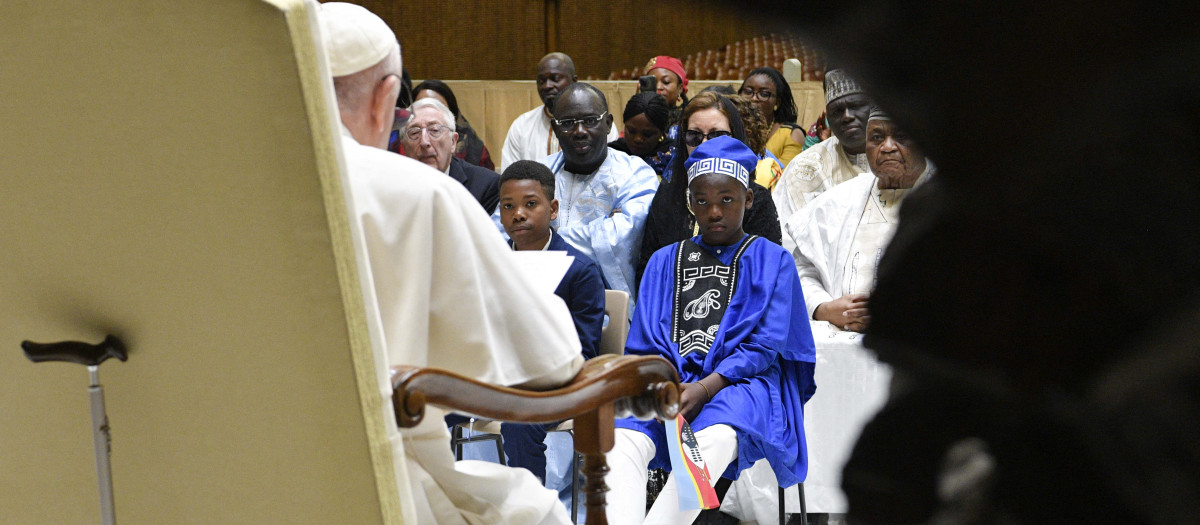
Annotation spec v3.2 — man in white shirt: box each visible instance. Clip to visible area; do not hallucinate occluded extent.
[320,4,582,524]
[499,53,618,171]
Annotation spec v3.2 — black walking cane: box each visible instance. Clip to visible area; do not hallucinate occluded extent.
[22,335,127,525]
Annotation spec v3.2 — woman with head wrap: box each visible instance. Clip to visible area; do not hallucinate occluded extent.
[609,92,675,176]
[412,79,495,170]
[739,67,806,168]
[644,55,690,141]
[636,91,782,285]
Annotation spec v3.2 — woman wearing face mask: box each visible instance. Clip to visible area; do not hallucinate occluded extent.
[609,92,675,177]
[636,91,782,284]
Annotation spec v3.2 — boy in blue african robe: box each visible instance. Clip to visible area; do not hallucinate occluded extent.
[606,136,817,524]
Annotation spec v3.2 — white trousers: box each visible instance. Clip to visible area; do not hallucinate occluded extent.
[604,425,738,525]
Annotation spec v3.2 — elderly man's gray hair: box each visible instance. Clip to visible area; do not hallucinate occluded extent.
[407,98,456,132]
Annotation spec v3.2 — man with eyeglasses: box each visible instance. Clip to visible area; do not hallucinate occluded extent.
[494,82,657,311]
[498,53,618,172]
[773,68,874,252]
[401,98,500,213]
[321,4,583,524]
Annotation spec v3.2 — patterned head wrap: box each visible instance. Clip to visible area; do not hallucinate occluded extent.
[646,56,689,92]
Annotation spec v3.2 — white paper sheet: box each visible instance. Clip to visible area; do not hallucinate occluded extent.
[510,251,574,295]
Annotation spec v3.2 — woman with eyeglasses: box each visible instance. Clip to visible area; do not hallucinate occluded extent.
[739,67,805,169]
[636,92,782,284]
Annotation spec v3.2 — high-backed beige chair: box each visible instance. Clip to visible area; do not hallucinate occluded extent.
[600,289,631,357]
[2,1,675,523]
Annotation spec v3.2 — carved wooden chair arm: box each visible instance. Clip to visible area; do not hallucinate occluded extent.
[390,354,680,525]
[390,354,680,428]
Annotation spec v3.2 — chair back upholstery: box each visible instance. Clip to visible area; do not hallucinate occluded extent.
[600,290,631,356]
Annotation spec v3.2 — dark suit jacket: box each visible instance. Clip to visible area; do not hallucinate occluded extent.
[448,157,500,214]
[511,232,606,359]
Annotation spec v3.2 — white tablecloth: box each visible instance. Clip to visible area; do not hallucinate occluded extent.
[798,322,892,513]
[722,321,892,521]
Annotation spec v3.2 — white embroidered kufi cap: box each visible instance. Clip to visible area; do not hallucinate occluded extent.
[824,68,865,104]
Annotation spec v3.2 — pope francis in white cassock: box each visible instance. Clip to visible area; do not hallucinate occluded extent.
[319,4,582,524]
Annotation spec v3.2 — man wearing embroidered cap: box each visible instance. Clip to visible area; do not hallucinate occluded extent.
[319,3,582,524]
[605,136,817,524]
[773,67,874,248]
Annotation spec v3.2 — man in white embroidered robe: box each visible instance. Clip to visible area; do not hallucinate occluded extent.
[320,5,582,524]
[787,107,933,333]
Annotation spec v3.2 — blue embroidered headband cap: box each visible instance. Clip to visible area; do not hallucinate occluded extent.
[824,68,865,104]
[684,135,755,188]
[319,2,400,77]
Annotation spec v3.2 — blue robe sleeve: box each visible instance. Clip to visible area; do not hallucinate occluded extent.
[624,244,678,364]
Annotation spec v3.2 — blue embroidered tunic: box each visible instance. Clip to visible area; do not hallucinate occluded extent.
[616,234,817,486]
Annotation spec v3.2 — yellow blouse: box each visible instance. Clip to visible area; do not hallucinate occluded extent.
[765,126,804,168]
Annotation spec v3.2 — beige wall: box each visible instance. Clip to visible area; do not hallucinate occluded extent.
[439,80,826,170]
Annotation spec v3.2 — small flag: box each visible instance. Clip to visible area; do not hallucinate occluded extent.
[665,414,720,510]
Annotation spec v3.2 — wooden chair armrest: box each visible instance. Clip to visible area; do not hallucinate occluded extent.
[390,354,679,525]
[390,354,679,428]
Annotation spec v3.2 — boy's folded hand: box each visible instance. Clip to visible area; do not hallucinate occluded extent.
[679,382,710,422]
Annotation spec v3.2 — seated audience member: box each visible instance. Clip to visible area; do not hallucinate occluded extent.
[644,55,689,140]
[787,107,934,333]
[739,67,805,170]
[448,160,606,484]
[607,136,817,525]
[499,160,606,359]
[638,92,782,284]
[500,53,618,172]
[609,92,674,177]
[319,4,582,523]
[413,79,495,170]
[730,94,785,190]
[773,68,873,228]
[494,82,658,309]
[401,98,500,214]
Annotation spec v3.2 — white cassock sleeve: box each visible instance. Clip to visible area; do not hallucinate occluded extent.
[342,135,579,525]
